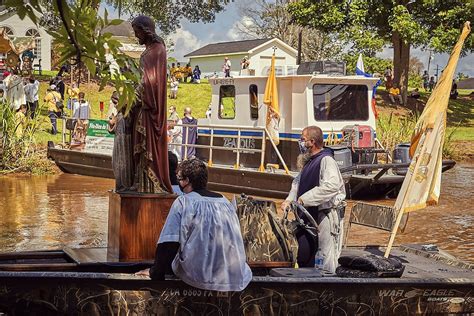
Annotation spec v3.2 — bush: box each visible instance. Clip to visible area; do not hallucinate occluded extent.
[0,102,55,174]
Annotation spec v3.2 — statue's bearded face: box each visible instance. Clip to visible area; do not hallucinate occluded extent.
[133,26,146,45]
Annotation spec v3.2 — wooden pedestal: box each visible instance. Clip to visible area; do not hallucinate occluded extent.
[107,191,176,262]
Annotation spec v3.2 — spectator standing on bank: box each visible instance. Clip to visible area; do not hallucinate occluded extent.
[168,105,179,121]
[384,66,393,90]
[55,75,66,100]
[44,85,62,135]
[192,65,201,83]
[15,104,27,137]
[422,70,429,91]
[428,76,435,92]
[182,107,197,160]
[183,63,193,83]
[24,76,39,118]
[170,76,179,99]
[223,57,231,78]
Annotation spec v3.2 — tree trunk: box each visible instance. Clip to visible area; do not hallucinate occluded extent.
[392,31,410,105]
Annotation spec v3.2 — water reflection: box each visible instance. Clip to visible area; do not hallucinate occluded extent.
[0,174,113,252]
[0,165,472,263]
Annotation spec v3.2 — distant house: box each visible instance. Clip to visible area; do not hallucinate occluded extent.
[0,2,52,71]
[184,38,298,77]
[101,21,144,59]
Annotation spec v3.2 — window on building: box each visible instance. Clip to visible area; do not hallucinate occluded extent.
[25,29,41,59]
[1,26,14,37]
[219,85,235,119]
[249,84,258,120]
[313,84,369,121]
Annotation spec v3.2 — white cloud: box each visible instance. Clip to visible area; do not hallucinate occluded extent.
[226,16,254,41]
[169,27,204,61]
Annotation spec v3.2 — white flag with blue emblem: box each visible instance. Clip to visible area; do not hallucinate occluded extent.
[356,53,365,75]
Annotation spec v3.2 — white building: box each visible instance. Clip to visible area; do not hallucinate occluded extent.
[184,38,298,77]
[0,3,52,71]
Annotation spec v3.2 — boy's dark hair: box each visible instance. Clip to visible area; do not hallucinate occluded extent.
[177,158,207,190]
[78,92,85,99]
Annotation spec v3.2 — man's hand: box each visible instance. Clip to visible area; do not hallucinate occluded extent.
[135,268,150,277]
[280,200,291,212]
[297,198,304,206]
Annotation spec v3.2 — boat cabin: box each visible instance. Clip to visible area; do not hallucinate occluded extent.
[196,73,380,171]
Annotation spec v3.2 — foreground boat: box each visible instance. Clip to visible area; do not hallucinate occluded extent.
[0,245,472,315]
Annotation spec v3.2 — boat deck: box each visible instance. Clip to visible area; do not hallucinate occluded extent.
[0,245,472,315]
[1,245,472,281]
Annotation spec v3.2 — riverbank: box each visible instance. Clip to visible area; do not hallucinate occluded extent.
[1,80,473,175]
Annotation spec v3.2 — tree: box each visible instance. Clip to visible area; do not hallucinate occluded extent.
[104,0,228,34]
[288,0,474,104]
[7,0,231,115]
[236,0,343,61]
[457,72,469,80]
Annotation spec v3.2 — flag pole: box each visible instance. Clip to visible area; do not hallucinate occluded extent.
[384,128,433,257]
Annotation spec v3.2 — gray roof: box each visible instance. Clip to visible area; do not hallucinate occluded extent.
[184,38,270,57]
[457,78,474,89]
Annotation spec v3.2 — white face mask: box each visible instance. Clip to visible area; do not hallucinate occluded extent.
[298,139,310,153]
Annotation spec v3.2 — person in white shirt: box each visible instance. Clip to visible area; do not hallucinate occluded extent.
[281,126,346,273]
[223,56,231,78]
[170,76,178,99]
[4,71,26,111]
[24,76,39,118]
[137,159,252,291]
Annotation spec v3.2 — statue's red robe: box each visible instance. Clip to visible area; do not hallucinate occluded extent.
[133,41,172,193]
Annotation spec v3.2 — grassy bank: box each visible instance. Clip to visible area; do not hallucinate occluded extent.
[33,79,212,146]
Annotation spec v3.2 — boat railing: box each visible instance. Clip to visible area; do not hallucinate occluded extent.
[170,123,290,174]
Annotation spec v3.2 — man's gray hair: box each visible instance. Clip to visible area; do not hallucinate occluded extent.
[303,126,324,148]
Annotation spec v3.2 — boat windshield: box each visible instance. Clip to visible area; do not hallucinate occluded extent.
[312,84,369,121]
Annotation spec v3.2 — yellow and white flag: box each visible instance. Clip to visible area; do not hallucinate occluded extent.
[264,53,280,145]
[384,22,471,257]
[395,21,471,213]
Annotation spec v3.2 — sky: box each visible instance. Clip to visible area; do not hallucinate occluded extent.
[108,1,474,78]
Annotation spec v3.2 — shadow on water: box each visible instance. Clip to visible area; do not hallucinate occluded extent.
[0,166,472,263]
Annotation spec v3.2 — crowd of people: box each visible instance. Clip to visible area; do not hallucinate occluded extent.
[0,69,90,143]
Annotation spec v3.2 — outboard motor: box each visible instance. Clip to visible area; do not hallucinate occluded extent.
[393,143,411,175]
[329,145,352,170]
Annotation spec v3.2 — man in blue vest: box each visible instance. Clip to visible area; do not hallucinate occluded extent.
[281,126,346,273]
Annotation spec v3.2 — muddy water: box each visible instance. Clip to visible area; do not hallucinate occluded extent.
[0,165,472,263]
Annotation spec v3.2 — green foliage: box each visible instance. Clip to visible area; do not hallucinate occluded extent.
[288,0,474,53]
[104,0,229,34]
[408,73,423,90]
[0,102,55,174]
[237,0,344,61]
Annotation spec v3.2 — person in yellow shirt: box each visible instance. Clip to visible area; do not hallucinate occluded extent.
[67,83,80,115]
[175,62,183,82]
[44,85,63,135]
[389,85,403,105]
[15,104,27,137]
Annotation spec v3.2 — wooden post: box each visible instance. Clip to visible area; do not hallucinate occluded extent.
[108,191,176,261]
